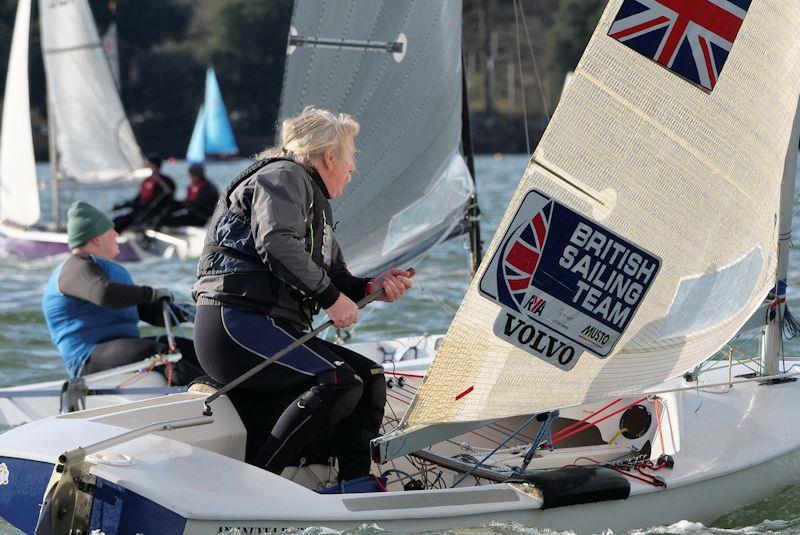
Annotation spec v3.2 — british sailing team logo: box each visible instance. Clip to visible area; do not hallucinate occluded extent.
[479,190,661,371]
[0,462,8,485]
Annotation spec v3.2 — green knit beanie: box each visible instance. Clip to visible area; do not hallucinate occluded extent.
[67,201,114,249]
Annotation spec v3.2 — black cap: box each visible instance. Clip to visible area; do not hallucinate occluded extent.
[146,152,163,167]
[188,163,205,178]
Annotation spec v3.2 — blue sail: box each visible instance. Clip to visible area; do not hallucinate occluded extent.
[186,104,206,163]
[186,67,238,162]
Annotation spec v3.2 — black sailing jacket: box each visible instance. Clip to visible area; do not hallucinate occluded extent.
[192,157,368,329]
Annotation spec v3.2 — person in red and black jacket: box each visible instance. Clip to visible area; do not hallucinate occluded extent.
[160,163,220,227]
[112,153,176,231]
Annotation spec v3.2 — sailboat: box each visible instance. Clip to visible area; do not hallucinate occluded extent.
[186,67,239,163]
[2,0,800,533]
[0,0,149,262]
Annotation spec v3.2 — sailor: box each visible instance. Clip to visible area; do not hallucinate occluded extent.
[192,106,413,480]
[42,201,203,384]
[112,152,177,231]
[160,163,220,227]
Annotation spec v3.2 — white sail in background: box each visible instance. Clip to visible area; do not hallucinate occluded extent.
[0,0,39,226]
[406,0,800,425]
[38,0,143,183]
[279,0,474,276]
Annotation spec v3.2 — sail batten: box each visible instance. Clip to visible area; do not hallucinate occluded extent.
[404,0,800,425]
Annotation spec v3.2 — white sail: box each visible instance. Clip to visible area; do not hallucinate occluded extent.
[38,0,143,183]
[278,0,474,276]
[405,0,800,425]
[0,0,39,226]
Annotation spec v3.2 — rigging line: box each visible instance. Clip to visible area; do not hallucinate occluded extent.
[451,412,540,487]
[513,0,531,154]
[414,280,455,314]
[516,0,551,119]
[44,42,103,55]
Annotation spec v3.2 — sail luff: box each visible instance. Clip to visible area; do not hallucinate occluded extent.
[405,0,800,426]
[202,67,238,157]
[186,104,207,164]
[0,0,39,226]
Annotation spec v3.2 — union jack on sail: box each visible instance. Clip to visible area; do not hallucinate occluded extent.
[501,201,553,310]
[609,0,751,91]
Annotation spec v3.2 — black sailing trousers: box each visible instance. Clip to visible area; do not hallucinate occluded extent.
[194,305,386,480]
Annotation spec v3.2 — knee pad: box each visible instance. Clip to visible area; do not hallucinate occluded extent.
[320,381,363,429]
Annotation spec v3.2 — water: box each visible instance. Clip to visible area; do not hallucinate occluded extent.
[2,154,800,534]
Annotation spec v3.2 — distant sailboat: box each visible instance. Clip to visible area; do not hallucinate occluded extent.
[186,67,239,162]
[0,0,147,261]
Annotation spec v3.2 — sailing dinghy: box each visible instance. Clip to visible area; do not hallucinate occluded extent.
[0,0,148,262]
[3,0,800,533]
[0,0,212,262]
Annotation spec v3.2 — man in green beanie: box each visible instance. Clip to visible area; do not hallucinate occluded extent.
[42,201,203,383]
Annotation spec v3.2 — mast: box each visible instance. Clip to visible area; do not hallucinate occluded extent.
[46,93,60,229]
[461,53,483,276]
[760,94,800,377]
[40,0,60,229]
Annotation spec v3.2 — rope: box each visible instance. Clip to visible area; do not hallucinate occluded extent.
[516,410,559,473]
[514,0,551,119]
[414,280,455,315]
[549,399,620,441]
[451,412,540,487]
[512,0,531,154]
[548,397,649,446]
[607,428,628,444]
[769,279,800,340]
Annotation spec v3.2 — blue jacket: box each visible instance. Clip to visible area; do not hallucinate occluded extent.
[42,255,144,377]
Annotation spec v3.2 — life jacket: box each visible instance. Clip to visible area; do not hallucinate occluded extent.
[42,256,140,378]
[194,158,333,327]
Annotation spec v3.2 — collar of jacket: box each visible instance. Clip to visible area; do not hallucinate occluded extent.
[307,166,331,199]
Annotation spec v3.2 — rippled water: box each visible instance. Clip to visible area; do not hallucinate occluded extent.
[2,154,800,534]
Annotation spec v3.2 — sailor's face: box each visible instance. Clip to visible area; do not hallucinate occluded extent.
[95,228,120,260]
[327,139,356,199]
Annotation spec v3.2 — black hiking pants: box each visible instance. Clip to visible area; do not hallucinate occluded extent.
[194,305,386,481]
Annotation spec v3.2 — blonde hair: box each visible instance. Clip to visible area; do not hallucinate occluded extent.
[259,106,360,166]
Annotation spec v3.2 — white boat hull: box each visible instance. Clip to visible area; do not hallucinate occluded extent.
[2,364,799,533]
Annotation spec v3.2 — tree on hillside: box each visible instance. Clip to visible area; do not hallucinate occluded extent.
[546,0,606,96]
[0,0,15,91]
[201,0,293,152]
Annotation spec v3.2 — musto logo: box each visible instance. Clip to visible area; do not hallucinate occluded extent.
[479,189,660,371]
[0,463,8,485]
